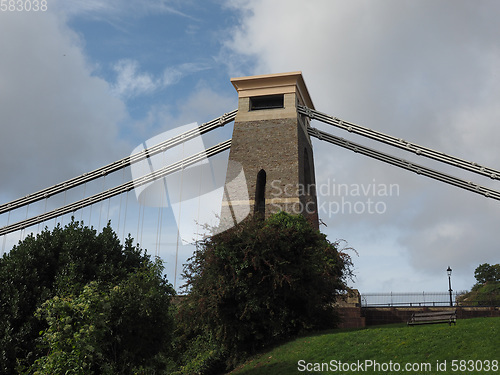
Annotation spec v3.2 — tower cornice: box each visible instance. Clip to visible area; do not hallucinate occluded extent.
[230,71,315,110]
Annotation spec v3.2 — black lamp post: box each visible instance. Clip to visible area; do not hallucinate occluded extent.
[447,266,453,307]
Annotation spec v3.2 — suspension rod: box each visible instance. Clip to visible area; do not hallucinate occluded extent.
[299,105,500,181]
[0,140,232,236]
[0,110,237,215]
[308,127,500,201]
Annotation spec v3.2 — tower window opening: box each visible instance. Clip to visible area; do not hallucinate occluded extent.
[250,94,284,110]
[255,169,266,216]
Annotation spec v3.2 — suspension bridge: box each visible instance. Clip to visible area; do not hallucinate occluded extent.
[1,72,499,289]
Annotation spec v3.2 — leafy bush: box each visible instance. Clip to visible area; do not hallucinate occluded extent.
[176,212,353,369]
[0,219,172,374]
[30,261,176,374]
[171,334,226,375]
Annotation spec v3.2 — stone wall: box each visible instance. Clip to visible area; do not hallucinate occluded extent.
[221,115,318,228]
[335,289,366,329]
[362,306,500,326]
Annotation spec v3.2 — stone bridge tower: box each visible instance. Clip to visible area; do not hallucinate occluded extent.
[221,72,319,229]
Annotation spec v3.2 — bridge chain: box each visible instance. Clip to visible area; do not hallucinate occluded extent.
[299,105,500,181]
[0,110,237,215]
[0,140,232,236]
[308,127,500,201]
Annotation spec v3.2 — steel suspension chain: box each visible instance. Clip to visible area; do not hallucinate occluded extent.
[0,110,237,215]
[299,105,500,181]
[0,140,232,236]
[308,127,500,201]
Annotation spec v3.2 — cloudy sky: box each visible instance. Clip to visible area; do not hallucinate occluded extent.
[1,0,499,295]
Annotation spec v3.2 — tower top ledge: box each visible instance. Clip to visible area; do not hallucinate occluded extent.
[230,71,314,110]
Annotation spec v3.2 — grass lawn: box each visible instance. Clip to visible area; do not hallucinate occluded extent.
[229,317,499,374]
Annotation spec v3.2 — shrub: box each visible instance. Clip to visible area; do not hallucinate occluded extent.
[30,261,176,374]
[0,219,170,373]
[177,212,353,369]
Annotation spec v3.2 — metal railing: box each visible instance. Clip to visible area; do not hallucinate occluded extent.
[360,292,500,307]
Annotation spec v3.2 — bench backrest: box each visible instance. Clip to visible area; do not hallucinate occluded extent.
[413,310,456,318]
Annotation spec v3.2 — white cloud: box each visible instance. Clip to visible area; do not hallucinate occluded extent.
[111,60,159,98]
[0,11,129,199]
[111,60,212,99]
[223,0,500,292]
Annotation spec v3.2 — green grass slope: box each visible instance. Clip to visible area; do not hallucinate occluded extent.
[230,317,499,375]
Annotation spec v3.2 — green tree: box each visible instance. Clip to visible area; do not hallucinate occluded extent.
[0,220,153,373]
[457,263,500,306]
[29,283,109,375]
[176,212,353,370]
[474,263,500,286]
[30,261,176,375]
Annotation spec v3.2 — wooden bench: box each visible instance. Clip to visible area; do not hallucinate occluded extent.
[407,310,457,326]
